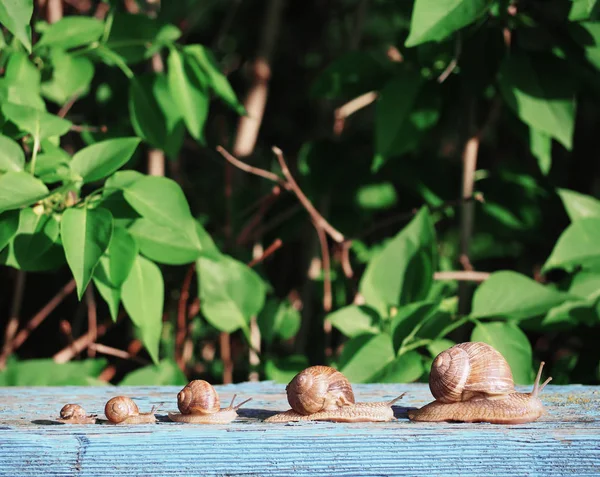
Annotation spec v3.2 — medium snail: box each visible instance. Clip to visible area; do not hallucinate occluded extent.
[104,396,157,424]
[168,380,252,424]
[265,365,405,423]
[408,342,552,424]
[56,404,97,424]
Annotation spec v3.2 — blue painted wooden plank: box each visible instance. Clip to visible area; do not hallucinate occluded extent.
[0,383,598,476]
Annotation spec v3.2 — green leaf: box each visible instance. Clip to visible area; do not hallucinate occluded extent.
[167,48,208,141]
[1,102,72,139]
[558,188,600,221]
[570,22,600,70]
[471,271,568,320]
[1,208,64,271]
[0,0,33,52]
[129,74,185,158]
[257,299,302,343]
[123,175,200,247]
[41,50,94,105]
[339,333,396,383]
[0,171,49,213]
[529,128,552,176]
[371,351,424,383]
[356,182,397,210]
[570,0,599,20]
[0,358,106,386]
[264,355,309,384]
[197,255,266,336]
[183,45,245,114]
[359,207,436,317]
[121,254,164,364]
[405,0,490,47]
[93,273,121,322]
[128,218,202,264]
[0,210,19,252]
[119,359,186,386]
[392,301,437,351]
[470,322,534,384]
[498,54,576,150]
[326,305,380,338]
[0,134,25,171]
[71,137,140,184]
[1,51,43,108]
[375,71,423,157]
[543,219,600,272]
[30,147,73,184]
[35,17,104,50]
[61,207,114,299]
[310,51,391,99]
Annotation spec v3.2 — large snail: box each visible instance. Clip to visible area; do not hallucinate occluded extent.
[104,396,157,424]
[168,380,251,424]
[265,365,405,423]
[408,342,552,424]
[56,404,97,424]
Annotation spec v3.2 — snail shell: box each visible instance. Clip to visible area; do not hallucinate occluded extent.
[104,396,156,424]
[408,342,553,424]
[266,365,405,423]
[429,341,514,403]
[57,404,96,424]
[177,380,220,415]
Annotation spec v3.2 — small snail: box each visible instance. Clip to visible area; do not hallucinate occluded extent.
[168,380,252,424]
[104,396,157,424]
[265,365,405,423]
[408,342,552,424]
[56,404,97,424]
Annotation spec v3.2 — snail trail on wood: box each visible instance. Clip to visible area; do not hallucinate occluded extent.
[408,342,553,424]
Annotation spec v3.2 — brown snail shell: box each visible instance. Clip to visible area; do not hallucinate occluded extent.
[57,404,96,424]
[104,396,156,424]
[429,342,515,403]
[177,380,220,415]
[286,365,355,415]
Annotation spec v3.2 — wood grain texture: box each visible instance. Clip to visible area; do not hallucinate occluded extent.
[0,382,598,476]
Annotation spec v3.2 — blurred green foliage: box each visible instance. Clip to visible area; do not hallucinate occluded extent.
[0,0,599,386]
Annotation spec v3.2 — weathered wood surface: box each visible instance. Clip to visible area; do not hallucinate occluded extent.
[0,382,598,476]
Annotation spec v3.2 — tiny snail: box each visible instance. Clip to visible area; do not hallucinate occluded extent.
[408,341,552,424]
[168,380,252,424]
[265,365,405,423]
[104,396,157,424]
[56,404,97,424]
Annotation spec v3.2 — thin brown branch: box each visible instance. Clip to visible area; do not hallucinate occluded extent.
[333,91,378,136]
[272,146,345,243]
[314,223,332,312]
[53,319,112,363]
[247,238,282,268]
[58,94,79,118]
[148,53,166,176]
[176,262,196,371]
[219,332,233,384]
[85,285,97,358]
[89,343,149,365]
[71,124,108,133]
[99,339,142,382]
[216,146,287,187]
[47,0,63,23]
[437,34,462,84]
[0,270,26,369]
[188,298,200,319]
[339,240,354,278]
[434,271,490,282]
[0,279,76,365]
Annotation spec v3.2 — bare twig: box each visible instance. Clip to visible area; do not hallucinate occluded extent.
[58,94,79,118]
[339,241,354,278]
[0,279,76,365]
[148,53,166,176]
[247,238,282,268]
[272,146,345,243]
[89,343,150,365]
[85,285,97,358]
[176,263,196,371]
[220,332,233,384]
[53,319,112,363]
[333,91,378,136]
[236,186,281,245]
[71,124,108,133]
[437,34,462,83]
[434,271,490,282]
[313,223,332,312]
[99,339,142,382]
[217,146,287,187]
[0,271,26,369]
[47,0,63,23]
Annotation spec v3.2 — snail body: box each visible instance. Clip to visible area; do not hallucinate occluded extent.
[168,380,251,424]
[408,342,552,424]
[105,396,157,424]
[57,404,97,424]
[265,365,405,423]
